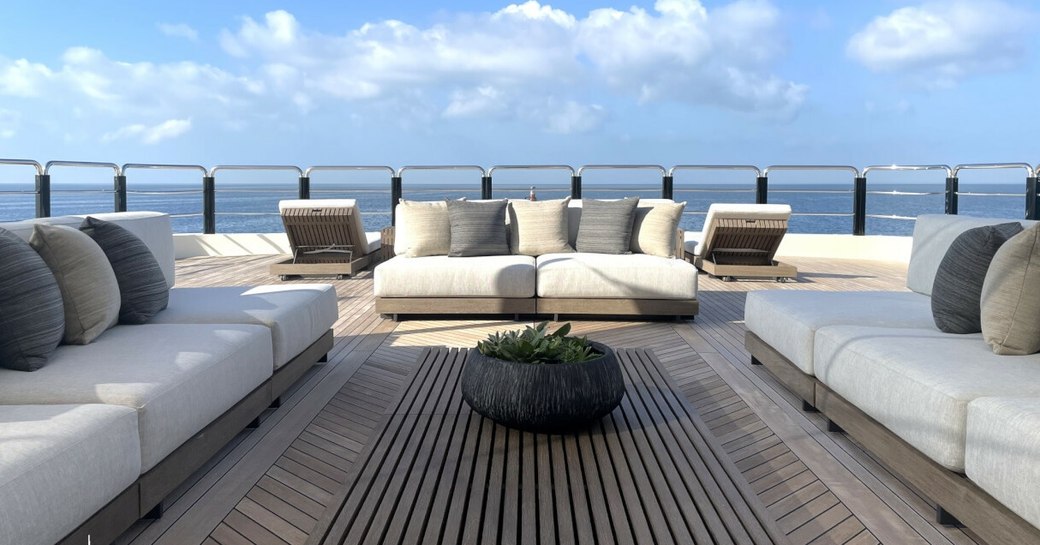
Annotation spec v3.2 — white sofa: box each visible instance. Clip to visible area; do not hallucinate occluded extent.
[0,212,338,545]
[374,199,700,318]
[744,214,1040,544]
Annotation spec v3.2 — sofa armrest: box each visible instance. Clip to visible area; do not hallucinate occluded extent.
[380,226,395,261]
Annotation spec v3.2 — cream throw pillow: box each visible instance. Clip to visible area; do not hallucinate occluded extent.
[508,198,572,256]
[981,223,1040,355]
[631,201,686,257]
[394,199,451,257]
[30,224,120,344]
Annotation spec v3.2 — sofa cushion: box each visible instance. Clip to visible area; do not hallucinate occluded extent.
[508,198,572,256]
[536,253,698,299]
[374,255,536,298]
[814,325,1040,471]
[906,214,1033,296]
[447,199,509,257]
[0,323,273,471]
[931,222,1021,334]
[965,397,1040,530]
[0,228,64,371]
[81,217,170,324]
[150,284,338,368]
[575,197,639,254]
[30,223,121,345]
[394,199,451,257]
[744,290,935,375]
[981,223,1040,355]
[0,404,141,545]
[631,200,685,257]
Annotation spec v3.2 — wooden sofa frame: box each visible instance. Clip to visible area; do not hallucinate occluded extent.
[57,329,334,545]
[746,330,1040,545]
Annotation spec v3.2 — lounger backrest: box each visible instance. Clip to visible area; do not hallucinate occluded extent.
[279,199,367,255]
[697,204,791,261]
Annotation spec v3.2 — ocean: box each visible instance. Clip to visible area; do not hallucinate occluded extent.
[0,181,1028,237]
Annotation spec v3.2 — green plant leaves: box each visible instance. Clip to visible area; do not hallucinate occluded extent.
[476,322,600,364]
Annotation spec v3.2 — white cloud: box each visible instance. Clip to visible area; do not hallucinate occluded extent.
[103,118,192,144]
[0,58,54,97]
[847,0,1034,87]
[158,23,199,42]
[0,109,18,139]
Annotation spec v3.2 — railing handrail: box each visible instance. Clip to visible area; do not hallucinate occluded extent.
[122,163,207,174]
[952,163,1035,178]
[576,164,667,176]
[208,164,304,177]
[486,164,575,177]
[0,158,44,176]
[303,165,395,177]
[396,165,487,177]
[862,164,953,178]
[44,160,121,176]
[762,164,861,177]
[668,164,762,177]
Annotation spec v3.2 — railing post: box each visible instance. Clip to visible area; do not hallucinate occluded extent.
[756,176,768,204]
[390,175,403,225]
[114,174,127,212]
[853,176,867,236]
[1027,176,1040,220]
[571,175,582,199]
[481,176,493,200]
[662,175,673,200]
[945,177,959,215]
[298,176,310,200]
[202,175,216,234]
[35,174,51,218]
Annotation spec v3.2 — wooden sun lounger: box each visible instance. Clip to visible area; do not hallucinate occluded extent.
[269,199,380,280]
[686,204,797,281]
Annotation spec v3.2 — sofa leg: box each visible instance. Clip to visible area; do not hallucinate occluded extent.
[826,419,844,433]
[269,397,282,409]
[247,416,262,429]
[553,314,560,322]
[142,501,165,520]
[936,506,963,527]
[802,400,819,413]
[318,353,328,363]
[750,356,763,366]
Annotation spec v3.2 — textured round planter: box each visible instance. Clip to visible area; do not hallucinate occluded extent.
[460,341,625,433]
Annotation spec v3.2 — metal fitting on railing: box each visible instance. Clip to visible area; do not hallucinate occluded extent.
[485,165,575,201]
[953,163,1037,220]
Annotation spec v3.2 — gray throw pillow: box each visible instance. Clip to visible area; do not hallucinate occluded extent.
[575,197,640,254]
[446,200,510,257]
[81,217,170,324]
[0,228,65,371]
[931,222,1022,334]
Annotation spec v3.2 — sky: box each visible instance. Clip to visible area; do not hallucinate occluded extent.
[0,0,1038,174]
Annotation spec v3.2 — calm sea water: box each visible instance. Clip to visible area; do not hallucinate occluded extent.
[0,182,1028,236]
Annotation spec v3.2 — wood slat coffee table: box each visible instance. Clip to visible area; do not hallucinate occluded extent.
[308,347,790,545]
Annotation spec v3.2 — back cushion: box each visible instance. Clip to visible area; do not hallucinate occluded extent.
[907,215,1034,296]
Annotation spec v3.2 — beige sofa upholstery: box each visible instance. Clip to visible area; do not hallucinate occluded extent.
[0,404,141,545]
[375,255,537,298]
[965,397,1040,530]
[536,253,697,299]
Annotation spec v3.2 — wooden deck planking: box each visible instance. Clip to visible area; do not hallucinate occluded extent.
[117,255,983,545]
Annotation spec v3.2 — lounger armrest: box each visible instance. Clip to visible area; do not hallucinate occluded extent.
[380,226,396,261]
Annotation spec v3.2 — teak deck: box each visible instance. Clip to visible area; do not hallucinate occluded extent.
[115,255,987,545]
[309,347,790,545]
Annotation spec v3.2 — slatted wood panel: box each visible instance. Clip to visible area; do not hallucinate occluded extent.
[310,347,789,545]
[119,255,983,545]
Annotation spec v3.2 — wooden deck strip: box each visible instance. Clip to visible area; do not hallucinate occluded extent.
[117,255,982,545]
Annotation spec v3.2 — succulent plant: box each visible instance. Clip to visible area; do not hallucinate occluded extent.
[476,322,601,364]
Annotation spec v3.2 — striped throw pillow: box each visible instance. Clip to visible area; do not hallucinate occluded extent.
[575,198,640,254]
[447,200,510,257]
[0,228,65,371]
[631,201,686,257]
[81,217,170,324]
[508,198,573,256]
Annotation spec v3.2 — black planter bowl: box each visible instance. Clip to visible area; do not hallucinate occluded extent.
[460,341,626,434]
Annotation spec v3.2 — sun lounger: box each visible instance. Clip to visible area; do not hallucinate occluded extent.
[684,203,797,281]
[269,199,382,280]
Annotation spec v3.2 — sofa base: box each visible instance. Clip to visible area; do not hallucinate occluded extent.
[692,254,797,281]
[273,329,334,398]
[536,297,698,318]
[375,297,699,319]
[375,297,537,316]
[745,331,816,407]
[57,482,140,545]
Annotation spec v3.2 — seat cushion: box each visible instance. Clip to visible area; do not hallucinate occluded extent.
[374,255,536,298]
[814,326,1040,471]
[0,404,141,545]
[150,285,338,368]
[536,253,698,299]
[0,324,273,471]
[744,290,934,375]
[965,397,1040,530]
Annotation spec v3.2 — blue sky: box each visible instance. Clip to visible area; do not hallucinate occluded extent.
[1,0,1038,171]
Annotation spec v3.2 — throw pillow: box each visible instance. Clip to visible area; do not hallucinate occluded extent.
[575,197,640,254]
[508,198,573,256]
[446,199,510,257]
[81,217,170,324]
[30,224,121,345]
[0,228,65,371]
[631,201,686,258]
[931,222,1022,333]
[980,223,1040,355]
[395,199,452,257]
